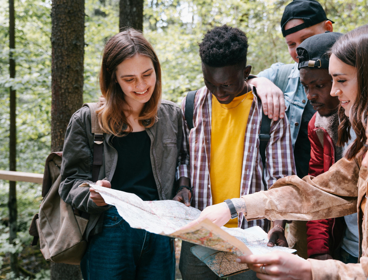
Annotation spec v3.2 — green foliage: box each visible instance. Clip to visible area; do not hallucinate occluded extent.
[0,0,367,277]
[84,0,119,103]
[0,0,51,174]
[144,0,368,101]
[142,0,293,102]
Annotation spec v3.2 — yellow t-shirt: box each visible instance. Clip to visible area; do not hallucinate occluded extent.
[210,91,253,227]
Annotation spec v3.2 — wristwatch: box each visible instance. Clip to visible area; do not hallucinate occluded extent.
[224,199,238,219]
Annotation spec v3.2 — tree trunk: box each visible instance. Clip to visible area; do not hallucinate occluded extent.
[51,0,84,279]
[119,0,144,32]
[8,0,19,277]
[51,0,85,153]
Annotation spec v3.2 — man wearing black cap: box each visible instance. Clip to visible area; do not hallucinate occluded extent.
[298,32,359,265]
[251,0,333,178]
[281,0,334,62]
[249,0,334,258]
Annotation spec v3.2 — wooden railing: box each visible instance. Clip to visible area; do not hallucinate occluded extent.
[0,170,43,184]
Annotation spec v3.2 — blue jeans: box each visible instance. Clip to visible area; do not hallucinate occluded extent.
[81,207,175,280]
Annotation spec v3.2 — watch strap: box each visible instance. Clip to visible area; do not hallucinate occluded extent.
[225,199,238,219]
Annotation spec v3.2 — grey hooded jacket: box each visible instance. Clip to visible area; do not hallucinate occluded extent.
[59,100,183,240]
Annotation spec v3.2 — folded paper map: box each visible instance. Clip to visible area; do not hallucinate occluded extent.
[191,226,297,277]
[90,185,295,276]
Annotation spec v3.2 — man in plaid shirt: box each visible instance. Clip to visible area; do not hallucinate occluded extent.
[174,25,296,280]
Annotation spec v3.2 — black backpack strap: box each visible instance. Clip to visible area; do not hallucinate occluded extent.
[185,90,198,130]
[257,64,293,169]
[259,113,271,168]
[252,87,272,168]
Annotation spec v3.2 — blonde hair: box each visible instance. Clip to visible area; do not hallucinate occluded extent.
[97,29,161,136]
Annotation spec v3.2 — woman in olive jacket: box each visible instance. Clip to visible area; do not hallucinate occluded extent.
[59,29,184,280]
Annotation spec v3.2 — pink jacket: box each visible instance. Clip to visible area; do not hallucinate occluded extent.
[243,157,367,279]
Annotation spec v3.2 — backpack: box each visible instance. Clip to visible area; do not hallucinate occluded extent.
[28,103,104,265]
[184,90,271,168]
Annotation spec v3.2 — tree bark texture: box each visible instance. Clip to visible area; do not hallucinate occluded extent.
[51,0,84,153]
[51,0,84,279]
[119,0,144,32]
[8,0,19,276]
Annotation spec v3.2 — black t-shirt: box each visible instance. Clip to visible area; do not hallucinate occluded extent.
[111,131,159,201]
[294,101,315,178]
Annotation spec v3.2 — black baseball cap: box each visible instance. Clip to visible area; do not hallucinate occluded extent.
[297,32,342,70]
[281,0,334,37]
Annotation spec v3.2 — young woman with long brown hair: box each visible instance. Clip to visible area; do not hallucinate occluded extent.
[59,29,182,280]
[186,24,368,279]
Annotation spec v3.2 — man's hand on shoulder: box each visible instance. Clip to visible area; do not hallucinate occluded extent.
[249,77,285,121]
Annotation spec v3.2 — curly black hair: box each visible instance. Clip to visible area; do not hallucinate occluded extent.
[199,25,248,68]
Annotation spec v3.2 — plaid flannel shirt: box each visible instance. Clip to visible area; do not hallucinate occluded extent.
[178,86,296,230]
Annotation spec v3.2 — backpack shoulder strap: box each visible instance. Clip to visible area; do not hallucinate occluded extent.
[252,87,271,169]
[257,64,293,168]
[84,103,104,134]
[84,103,104,182]
[274,64,295,93]
[184,90,198,130]
[259,113,271,168]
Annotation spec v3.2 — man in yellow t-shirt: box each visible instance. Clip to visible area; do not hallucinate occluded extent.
[175,25,296,280]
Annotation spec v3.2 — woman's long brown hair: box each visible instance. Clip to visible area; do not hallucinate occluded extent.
[97,29,162,136]
[334,24,368,160]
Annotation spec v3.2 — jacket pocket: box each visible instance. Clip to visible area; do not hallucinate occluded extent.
[103,212,124,228]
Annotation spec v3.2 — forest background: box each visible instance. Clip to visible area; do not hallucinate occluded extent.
[0,0,367,279]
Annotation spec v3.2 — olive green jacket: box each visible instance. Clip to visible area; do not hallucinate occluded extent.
[59,100,183,240]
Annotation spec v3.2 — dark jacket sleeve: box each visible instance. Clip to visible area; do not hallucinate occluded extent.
[59,107,107,214]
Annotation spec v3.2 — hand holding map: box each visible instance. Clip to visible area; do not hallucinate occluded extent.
[89,184,295,277]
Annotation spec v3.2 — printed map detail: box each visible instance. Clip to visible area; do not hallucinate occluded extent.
[90,185,296,276]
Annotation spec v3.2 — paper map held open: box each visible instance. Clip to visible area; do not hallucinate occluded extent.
[89,184,296,277]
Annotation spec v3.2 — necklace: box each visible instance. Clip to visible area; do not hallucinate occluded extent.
[219,88,251,110]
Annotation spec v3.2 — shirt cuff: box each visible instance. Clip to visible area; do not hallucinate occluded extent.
[241,192,268,220]
[308,259,338,280]
[178,164,189,179]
